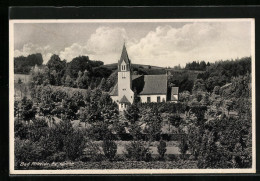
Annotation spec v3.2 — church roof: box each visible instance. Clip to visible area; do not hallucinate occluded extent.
[118,43,131,65]
[132,75,143,80]
[119,95,130,103]
[132,75,168,95]
[109,74,168,97]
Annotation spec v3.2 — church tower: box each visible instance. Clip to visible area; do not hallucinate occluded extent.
[117,43,134,111]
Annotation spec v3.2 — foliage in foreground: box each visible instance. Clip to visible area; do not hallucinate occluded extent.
[14,118,85,168]
[124,141,152,162]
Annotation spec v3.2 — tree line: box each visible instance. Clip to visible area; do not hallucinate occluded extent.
[168,57,251,93]
[23,54,116,92]
[14,53,43,74]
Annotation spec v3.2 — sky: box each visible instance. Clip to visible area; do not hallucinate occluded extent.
[13,20,253,67]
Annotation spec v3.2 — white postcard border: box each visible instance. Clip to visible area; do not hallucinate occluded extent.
[9,18,256,174]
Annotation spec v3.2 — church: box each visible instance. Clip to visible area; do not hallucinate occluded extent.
[109,44,179,111]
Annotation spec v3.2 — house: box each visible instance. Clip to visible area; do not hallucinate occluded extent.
[109,44,179,111]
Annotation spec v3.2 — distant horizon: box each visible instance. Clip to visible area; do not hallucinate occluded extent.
[15,52,251,69]
[12,19,253,67]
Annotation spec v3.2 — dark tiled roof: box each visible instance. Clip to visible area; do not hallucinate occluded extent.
[110,74,168,96]
[109,83,118,96]
[132,75,143,80]
[119,95,130,103]
[133,75,167,95]
[118,44,131,65]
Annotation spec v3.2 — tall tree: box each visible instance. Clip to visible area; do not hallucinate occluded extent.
[64,75,74,87]
[20,97,37,123]
[65,56,92,79]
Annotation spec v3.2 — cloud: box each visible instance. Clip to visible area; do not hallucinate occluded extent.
[86,26,128,54]
[127,22,251,67]
[58,26,129,63]
[59,43,90,62]
[14,22,252,67]
[14,43,54,64]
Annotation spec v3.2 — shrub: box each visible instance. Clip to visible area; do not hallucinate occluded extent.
[28,117,48,142]
[88,122,112,140]
[124,141,152,161]
[179,138,189,159]
[14,120,29,139]
[84,141,104,162]
[63,130,86,161]
[15,138,44,168]
[46,152,66,162]
[168,114,182,128]
[168,154,179,161]
[157,140,167,159]
[102,140,117,161]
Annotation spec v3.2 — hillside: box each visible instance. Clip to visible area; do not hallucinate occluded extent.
[103,63,165,71]
[103,63,204,76]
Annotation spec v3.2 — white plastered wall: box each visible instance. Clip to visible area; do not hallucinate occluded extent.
[139,94,167,103]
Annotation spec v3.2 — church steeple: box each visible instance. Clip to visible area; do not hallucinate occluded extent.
[118,43,131,71]
[117,42,134,110]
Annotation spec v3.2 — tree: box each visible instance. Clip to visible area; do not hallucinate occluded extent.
[192,79,206,93]
[124,103,140,124]
[179,91,191,102]
[28,117,48,142]
[197,130,222,168]
[63,129,85,161]
[38,98,55,127]
[76,71,83,88]
[99,77,108,91]
[124,141,152,161]
[64,75,74,87]
[102,140,117,161]
[65,56,92,79]
[47,54,66,73]
[14,53,43,74]
[141,108,162,142]
[18,78,23,98]
[179,137,189,159]
[187,124,202,160]
[30,66,50,86]
[77,70,90,89]
[157,139,167,160]
[78,107,88,128]
[20,97,36,123]
[168,113,182,128]
[61,97,79,121]
[189,105,207,126]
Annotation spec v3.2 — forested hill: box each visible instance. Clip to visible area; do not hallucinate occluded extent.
[14,53,251,94]
[14,53,43,74]
[196,57,251,92]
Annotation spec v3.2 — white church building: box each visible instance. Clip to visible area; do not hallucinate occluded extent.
[109,44,179,111]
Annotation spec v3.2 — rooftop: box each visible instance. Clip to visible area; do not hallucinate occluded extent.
[132,75,168,95]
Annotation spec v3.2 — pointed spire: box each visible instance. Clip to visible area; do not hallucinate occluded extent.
[119,42,130,65]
